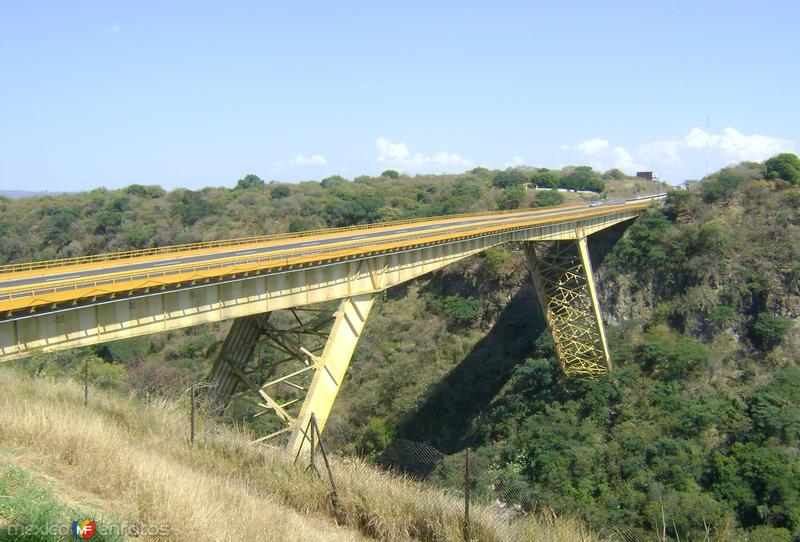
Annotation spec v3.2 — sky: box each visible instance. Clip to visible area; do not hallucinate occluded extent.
[0,1,798,191]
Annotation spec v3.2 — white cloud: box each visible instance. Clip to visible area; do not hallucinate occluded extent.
[639,140,682,164]
[288,153,327,166]
[576,138,610,155]
[376,138,410,161]
[273,153,328,169]
[101,25,121,33]
[640,127,794,166]
[612,146,636,170]
[564,127,796,183]
[376,137,472,172]
[712,127,793,162]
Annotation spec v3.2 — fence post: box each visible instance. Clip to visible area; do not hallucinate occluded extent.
[190,383,196,446]
[83,357,88,407]
[464,448,471,542]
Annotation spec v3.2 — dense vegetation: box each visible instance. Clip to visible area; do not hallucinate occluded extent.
[2,157,799,540]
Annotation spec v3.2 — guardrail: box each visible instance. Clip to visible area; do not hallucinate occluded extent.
[0,202,655,306]
[0,194,666,275]
[0,204,587,274]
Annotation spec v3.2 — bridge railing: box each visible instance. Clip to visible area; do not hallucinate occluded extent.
[0,205,584,274]
[0,203,655,307]
[0,194,665,275]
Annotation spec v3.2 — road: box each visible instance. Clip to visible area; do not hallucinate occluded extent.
[0,203,597,291]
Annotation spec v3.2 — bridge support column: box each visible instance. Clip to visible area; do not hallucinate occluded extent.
[207,293,375,455]
[287,293,375,456]
[524,237,612,377]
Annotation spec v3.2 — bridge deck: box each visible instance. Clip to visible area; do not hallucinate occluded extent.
[0,198,660,315]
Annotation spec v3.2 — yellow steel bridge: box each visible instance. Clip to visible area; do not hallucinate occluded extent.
[0,195,665,453]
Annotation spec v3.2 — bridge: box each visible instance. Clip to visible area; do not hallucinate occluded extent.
[0,195,665,453]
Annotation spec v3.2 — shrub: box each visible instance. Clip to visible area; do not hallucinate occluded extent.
[235,174,265,189]
[765,153,800,184]
[441,295,483,327]
[270,186,291,199]
[492,168,528,189]
[530,189,564,208]
[751,312,793,350]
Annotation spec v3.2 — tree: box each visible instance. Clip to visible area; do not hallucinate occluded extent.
[531,168,559,188]
[492,168,528,189]
[751,312,793,350]
[321,175,348,188]
[381,169,400,179]
[235,174,265,189]
[499,185,525,209]
[765,153,800,184]
[441,295,483,328]
[602,168,627,180]
[561,166,605,192]
[270,186,290,199]
[125,184,166,198]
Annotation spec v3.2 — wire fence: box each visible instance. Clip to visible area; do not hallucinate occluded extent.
[374,438,643,542]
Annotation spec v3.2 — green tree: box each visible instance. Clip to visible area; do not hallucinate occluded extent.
[321,175,348,188]
[381,169,400,179]
[270,186,291,199]
[602,168,627,180]
[235,174,265,189]
[561,166,604,192]
[441,295,483,328]
[765,153,800,184]
[492,168,528,189]
[499,185,525,209]
[748,366,800,445]
[751,312,793,350]
[530,190,564,208]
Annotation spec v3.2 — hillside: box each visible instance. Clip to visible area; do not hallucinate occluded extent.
[1,158,799,540]
[0,366,602,542]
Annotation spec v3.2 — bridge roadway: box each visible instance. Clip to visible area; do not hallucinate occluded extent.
[0,203,593,292]
[0,198,656,316]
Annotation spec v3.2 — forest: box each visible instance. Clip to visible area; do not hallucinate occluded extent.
[1,155,799,540]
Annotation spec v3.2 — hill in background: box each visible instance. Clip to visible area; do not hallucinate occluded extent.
[1,156,799,540]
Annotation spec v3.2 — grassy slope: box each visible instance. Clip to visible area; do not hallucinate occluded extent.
[0,367,603,542]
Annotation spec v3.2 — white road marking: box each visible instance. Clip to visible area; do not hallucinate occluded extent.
[352,235,369,239]
[154,260,180,267]
[44,274,81,282]
[235,250,258,255]
[300,242,320,247]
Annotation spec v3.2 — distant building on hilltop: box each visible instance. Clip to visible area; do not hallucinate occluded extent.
[636,171,654,181]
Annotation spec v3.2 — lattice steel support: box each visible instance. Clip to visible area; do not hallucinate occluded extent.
[524,237,612,377]
[207,293,375,455]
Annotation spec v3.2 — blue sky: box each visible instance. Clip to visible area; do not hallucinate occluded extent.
[1,1,798,191]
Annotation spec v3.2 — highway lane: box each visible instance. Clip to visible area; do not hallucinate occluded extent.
[0,204,589,290]
[0,202,620,293]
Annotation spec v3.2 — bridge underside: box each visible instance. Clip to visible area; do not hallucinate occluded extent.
[209,236,612,454]
[0,209,634,454]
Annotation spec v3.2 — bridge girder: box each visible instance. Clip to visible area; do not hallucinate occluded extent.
[524,237,611,377]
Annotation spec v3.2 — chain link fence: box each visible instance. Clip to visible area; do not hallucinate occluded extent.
[375,438,643,542]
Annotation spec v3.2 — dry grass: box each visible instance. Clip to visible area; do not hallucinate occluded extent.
[0,367,606,541]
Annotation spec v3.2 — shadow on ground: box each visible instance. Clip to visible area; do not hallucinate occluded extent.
[395,228,629,454]
[397,283,548,453]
